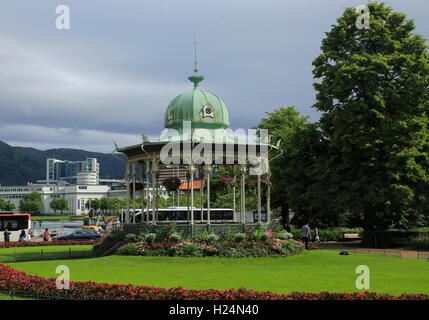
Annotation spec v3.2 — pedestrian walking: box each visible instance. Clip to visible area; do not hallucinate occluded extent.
[43,228,50,241]
[301,223,311,249]
[3,229,11,242]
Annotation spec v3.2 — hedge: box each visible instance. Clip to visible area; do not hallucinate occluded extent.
[362,230,429,248]
[0,263,427,300]
[290,228,363,242]
[409,236,429,250]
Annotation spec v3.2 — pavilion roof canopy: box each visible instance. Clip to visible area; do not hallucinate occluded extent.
[116,67,278,158]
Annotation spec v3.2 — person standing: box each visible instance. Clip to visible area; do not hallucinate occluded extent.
[301,223,311,249]
[19,230,26,242]
[314,227,320,243]
[3,229,11,243]
[43,228,50,241]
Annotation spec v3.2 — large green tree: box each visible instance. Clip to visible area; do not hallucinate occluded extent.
[0,199,15,211]
[257,106,313,227]
[312,2,429,230]
[19,191,43,215]
[50,198,69,215]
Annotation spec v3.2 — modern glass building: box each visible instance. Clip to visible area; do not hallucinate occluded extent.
[46,158,99,185]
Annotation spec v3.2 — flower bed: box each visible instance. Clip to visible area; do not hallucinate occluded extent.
[0,263,427,300]
[0,240,100,249]
[116,229,307,258]
[118,237,305,258]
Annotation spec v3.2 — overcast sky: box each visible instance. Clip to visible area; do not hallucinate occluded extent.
[0,0,428,153]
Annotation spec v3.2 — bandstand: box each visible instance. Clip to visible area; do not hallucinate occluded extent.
[115,61,279,234]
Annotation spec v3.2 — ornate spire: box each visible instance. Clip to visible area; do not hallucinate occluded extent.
[188,35,204,88]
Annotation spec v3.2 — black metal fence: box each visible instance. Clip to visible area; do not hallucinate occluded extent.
[0,248,95,263]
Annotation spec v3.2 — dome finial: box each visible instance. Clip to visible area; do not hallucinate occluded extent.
[188,35,204,88]
[193,35,198,74]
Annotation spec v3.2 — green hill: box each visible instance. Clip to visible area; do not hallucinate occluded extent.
[0,141,126,186]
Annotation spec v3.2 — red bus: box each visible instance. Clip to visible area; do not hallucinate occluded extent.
[0,213,31,242]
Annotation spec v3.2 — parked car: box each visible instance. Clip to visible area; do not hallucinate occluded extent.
[52,229,102,241]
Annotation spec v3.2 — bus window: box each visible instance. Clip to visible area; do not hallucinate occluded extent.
[0,216,28,231]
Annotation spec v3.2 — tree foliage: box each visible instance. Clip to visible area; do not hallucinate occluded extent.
[312,2,429,230]
[19,191,43,214]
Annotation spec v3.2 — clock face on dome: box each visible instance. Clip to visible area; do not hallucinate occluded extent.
[203,104,214,118]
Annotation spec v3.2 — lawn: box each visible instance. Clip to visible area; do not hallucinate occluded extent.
[6,250,429,295]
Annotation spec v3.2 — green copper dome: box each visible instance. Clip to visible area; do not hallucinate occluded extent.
[164,77,230,130]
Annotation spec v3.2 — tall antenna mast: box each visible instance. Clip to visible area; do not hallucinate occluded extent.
[193,35,198,75]
[188,35,204,89]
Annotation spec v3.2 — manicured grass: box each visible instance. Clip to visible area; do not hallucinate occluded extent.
[0,245,93,255]
[6,250,428,295]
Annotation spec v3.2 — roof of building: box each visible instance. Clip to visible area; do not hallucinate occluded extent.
[179,180,205,190]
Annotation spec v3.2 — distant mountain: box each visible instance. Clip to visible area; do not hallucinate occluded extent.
[0,141,127,186]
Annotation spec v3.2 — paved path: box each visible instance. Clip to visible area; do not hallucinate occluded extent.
[315,241,429,259]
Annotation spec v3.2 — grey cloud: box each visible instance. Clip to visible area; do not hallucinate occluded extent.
[0,0,427,151]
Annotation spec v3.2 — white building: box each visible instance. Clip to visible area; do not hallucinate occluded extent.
[0,183,169,216]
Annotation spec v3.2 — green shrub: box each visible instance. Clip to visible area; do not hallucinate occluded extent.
[252,229,268,242]
[275,230,293,240]
[181,243,200,256]
[234,233,246,242]
[145,233,157,243]
[154,223,177,241]
[136,232,147,242]
[409,236,429,250]
[124,233,136,242]
[291,228,363,242]
[117,243,137,255]
[205,233,219,244]
[196,231,219,243]
[169,233,181,242]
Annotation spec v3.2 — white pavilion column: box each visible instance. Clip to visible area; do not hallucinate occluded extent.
[240,164,247,224]
[132,162,136,224]
[125,162,130,224]
[145,159,150,224]
[155,168,160,223]
[266,167,271,224]
[257,173,262,225]
[232,166,237,221]
[151,158,159,224]
[186,166,191,223]
[205,165,212,225]
[190,164,195,226]
[200,166,204,223]
[140,162,145,224]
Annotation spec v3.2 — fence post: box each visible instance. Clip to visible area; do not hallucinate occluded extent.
[69,248,72,257]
